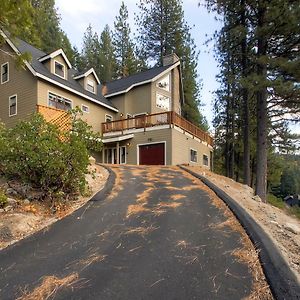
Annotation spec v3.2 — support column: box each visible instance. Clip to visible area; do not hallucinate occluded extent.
[116,142,120,164]
[102,146,105,163]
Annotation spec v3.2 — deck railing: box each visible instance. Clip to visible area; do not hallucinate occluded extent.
[36,105,71,132]
[102,111,213,146]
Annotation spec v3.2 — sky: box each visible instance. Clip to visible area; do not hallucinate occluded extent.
[55,0,222,129]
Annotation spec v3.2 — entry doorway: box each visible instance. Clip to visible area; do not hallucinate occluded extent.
[104,146,126,164]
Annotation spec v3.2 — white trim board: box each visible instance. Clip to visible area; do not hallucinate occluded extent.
[73,68,100,84]
[102,134,134,144]
[136,141,167,166]
[39,49,72,69]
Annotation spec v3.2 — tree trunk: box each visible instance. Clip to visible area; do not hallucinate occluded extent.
[255,4,268,203]
[240,0,251,186]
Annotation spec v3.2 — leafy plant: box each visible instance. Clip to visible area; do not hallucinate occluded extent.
[0,112,102,200]
[0,189,8,208]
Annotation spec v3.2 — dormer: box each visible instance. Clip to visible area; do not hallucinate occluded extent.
[73,68,100,94]
[38,49,72,80]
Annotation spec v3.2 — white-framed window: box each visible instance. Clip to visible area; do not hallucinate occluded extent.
[156,93,171,111]
[156,74,170,91]
[48,92,72,111]
[190,149,197,163]
[81,104,89,113]
[126,113,133,119]
[1,62,9,84]
[203,154,209,166]
[9,95,17,117]
[86,79,95,93]
[105,114,113,122]
[54,61,65,79]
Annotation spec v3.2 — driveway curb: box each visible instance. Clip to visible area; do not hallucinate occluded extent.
[179,165,300,300]
[91,164,115,202]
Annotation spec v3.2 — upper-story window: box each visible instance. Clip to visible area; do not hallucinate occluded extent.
[54,61,65,79]
[81,104,89,113]
[48,92,72,111]
[105,114,113,122]
[156,93,171,111]
[203,154,209,166]
[1,62,9,84]
[86,79,95,93]
[156,74,170,91]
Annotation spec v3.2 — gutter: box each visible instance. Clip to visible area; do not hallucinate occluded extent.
[179,165,300,300]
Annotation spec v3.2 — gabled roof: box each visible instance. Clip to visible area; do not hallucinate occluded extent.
[73,68,100,84]
[38,49,72,69]
[1,31,118,112]
[105,61,180,98]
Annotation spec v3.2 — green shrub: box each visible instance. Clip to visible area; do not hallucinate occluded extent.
[0,189,7,208]
[0,112,102,199]
[267,193,285,209]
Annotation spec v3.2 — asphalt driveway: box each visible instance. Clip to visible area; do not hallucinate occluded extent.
[0,165,255,299]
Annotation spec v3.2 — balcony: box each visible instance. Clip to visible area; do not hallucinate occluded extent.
[102,111,213,146]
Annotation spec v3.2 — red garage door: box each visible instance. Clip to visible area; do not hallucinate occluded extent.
[139,143,165,165]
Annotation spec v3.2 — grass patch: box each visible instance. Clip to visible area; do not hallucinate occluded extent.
[267,193,285,209]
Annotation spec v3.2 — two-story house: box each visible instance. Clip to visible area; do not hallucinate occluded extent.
[0,31,213,168]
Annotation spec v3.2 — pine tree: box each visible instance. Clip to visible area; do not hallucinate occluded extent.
[113,2,139,78]
[136,0,208,129]
[205,0,300,201]
[80,24,101,73]
[99,25,117,83]
[0,0,37,45]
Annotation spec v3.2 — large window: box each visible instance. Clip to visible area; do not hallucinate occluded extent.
[156,93,171,111]
[203,154,209,166]
[54,61,65,78]
[190,149,197,163]
[156,74,170,91]
[9,95,17,116]
[48,92,72,111]
[86,79,95,93]
[1,62,9,84]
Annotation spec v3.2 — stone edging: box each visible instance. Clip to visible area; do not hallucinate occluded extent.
[179,165,300,300]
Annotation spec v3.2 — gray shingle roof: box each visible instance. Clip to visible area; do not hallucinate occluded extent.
[105,65,172,96]
[13,38,117,111]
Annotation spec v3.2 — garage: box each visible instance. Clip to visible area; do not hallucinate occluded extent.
[139,143,165,165]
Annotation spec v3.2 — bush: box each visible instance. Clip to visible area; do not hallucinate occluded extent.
[0,112,102,200]
[0,189,7,208]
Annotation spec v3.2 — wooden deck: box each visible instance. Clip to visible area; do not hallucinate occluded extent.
[102,111,213,146]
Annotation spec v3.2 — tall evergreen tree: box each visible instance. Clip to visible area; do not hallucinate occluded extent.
[80,24,101,73]
[0,0,37,45]
[136,0,208,129]
[113,2,140,78]
[99,25,117,83]
[205,0,300,201]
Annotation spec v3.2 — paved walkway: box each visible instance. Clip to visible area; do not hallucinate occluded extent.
[0,166,254,299]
